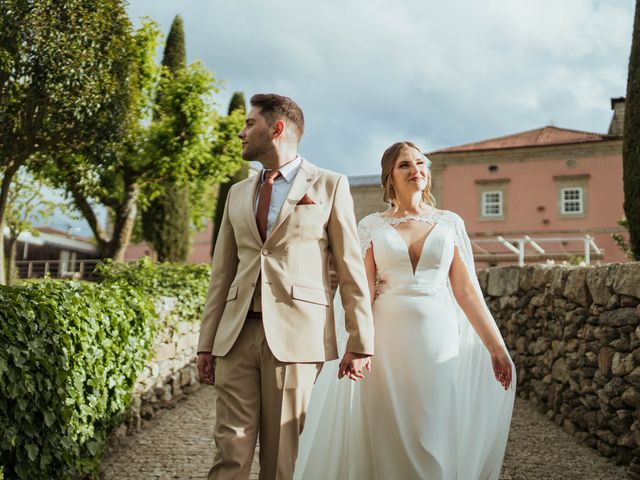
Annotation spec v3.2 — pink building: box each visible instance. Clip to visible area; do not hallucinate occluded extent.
[426,98,627,266]
[124,220,215,264]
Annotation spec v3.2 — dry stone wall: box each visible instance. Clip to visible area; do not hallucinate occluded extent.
[108,297,201,447]
[481,263,640,472]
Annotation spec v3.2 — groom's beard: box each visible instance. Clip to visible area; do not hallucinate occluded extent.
[241,139,274,162]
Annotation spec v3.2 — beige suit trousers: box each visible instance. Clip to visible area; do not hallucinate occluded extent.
[208,319,322,480]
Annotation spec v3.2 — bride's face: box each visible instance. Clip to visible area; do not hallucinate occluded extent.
[391,147,429,197]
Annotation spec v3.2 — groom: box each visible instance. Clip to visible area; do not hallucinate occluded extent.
[197,93,374,480]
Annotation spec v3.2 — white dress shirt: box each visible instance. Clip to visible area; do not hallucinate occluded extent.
[255,155,302,237]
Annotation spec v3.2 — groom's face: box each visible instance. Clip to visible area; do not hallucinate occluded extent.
[238,107,275,161]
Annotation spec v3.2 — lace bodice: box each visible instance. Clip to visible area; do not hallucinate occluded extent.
[357,210,474,297]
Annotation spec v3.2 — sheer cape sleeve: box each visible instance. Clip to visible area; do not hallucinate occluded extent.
[295,210,516,480]
[443,211,516,479]
[356,212,383,258]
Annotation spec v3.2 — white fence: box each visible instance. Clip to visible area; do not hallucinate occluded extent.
[14,259,102,281]
[472,235,603,266]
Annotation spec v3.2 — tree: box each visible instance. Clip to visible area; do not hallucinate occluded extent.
[141,184,190,262]
[0,0,133,284]
[211,92,248,253]
[160,15,186,72]
[4,169,72,285]
[46,21,242,262]
[613,217,634,259]
[228,91,246,115]
[141,15,191,262]
[623,0,640,260]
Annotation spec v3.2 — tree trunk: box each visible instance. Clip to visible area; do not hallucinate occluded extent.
[624,0,640,260]
[68,186,110,254]
[0,218,5,286]
[6,234,18,286]
[103,182,140,261]
[0,161,23,285]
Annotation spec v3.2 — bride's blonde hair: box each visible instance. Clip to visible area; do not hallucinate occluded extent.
[380,141,436,207]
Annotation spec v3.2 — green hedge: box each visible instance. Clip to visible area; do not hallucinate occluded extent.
[96,257,210,323]
[0,280,156,479]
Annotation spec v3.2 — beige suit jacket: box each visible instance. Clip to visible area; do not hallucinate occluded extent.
[197,159,374,362]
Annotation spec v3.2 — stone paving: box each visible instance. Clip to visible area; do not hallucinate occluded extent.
[101,388,629,480]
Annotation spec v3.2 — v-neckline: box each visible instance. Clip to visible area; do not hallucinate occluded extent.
[385,221,439,276]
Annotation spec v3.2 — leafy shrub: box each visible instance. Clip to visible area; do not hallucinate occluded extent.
[96,257,210,323]
[612,217,634,260]
[0,280,156,479]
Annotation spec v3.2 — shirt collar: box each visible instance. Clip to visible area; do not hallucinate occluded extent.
[261,155,302,184]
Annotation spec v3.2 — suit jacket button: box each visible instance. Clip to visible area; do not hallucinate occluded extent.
[262,249,269,255]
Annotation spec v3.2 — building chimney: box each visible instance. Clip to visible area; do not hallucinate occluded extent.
[608,97,625,136]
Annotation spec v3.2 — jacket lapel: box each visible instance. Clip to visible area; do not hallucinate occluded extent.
[242,172,263,245]
[267,159,319,241]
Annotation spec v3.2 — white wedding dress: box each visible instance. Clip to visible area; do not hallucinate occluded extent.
[294,209,516,480]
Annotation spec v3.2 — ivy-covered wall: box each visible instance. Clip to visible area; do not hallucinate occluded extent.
[0,259,210,479]
[0,281,156,479]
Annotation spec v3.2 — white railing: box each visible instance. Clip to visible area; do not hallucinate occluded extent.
[471,235,603,266]
[14,259,102,281]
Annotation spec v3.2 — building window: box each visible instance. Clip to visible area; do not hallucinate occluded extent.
[554,174,589,219]
[482,191,503,217]
[561,187,583,214]
[476,178,509,221]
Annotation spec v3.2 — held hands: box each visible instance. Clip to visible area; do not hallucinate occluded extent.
[338,352,372,381]
[490,347,513,390]
[197,353,216,386]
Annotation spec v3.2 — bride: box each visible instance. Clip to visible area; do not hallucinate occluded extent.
[294,141,516,480]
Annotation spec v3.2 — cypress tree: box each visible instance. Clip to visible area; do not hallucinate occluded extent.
[623,0,640,260]
[228,91,246,115]
[142,15,191,262]
[162,15,186,71]
[211,92,248,254]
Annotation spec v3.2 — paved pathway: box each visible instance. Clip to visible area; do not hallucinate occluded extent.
[101,388,629,479]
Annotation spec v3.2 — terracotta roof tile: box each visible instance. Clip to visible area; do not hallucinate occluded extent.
[429,126,611,154]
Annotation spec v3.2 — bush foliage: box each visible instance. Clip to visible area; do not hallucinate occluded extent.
[96,257,210,323]
[0,280,156,479]
[0,260,209,477]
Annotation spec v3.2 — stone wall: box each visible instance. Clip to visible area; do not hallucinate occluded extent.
[108,297,201,446]
[481,263,640,470]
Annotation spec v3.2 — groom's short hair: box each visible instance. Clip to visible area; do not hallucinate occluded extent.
[250,93,305,138]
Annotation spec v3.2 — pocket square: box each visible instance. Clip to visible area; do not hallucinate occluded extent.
[297,194,316,205]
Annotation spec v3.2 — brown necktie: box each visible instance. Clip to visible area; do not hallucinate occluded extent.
[256,170,281,241]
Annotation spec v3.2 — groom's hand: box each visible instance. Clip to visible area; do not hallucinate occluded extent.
[197,352,216,386]
[338,352,372,381]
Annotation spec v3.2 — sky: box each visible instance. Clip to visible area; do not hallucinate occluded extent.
[126,0,634,176]
[43,0,635,235]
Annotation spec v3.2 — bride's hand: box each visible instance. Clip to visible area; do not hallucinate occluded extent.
[490,348,512,390]
[339,352,372,381]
